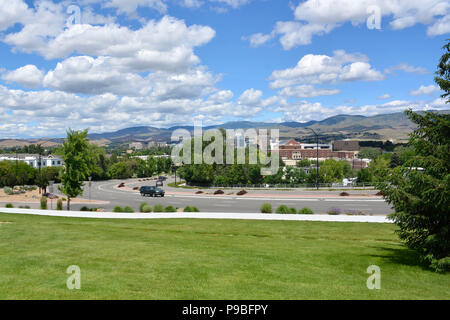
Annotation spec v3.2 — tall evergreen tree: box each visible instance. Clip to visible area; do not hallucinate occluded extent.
[435,39,450,102]
[378,110,449,272]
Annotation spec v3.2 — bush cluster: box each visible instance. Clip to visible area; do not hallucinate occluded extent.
[183,206,200,212]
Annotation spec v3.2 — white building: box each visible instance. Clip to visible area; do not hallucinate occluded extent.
[0,154,63,169]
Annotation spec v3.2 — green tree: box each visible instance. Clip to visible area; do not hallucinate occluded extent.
[319,159,344,183]
[59,129,91,211]
[435,39,450,102]
[107,161,133,179]
[358,147,382,160]
[377,110,449,272]
[357,168,372,183]
[296,159,311,167]
[35,166,60,193]
[390,152,402,168]
[368,155,390,183]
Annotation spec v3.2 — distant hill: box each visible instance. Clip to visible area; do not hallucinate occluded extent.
[1,110,448,147]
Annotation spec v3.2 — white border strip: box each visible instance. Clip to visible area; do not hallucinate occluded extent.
[0,208,392,223]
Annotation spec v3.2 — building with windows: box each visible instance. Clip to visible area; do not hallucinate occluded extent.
[274,138,368,168]
[0,154,63,169]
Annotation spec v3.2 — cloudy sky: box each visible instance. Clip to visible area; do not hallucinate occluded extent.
[0,0,449,138]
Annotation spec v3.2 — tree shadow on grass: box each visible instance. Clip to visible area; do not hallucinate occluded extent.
[365,245,430,271]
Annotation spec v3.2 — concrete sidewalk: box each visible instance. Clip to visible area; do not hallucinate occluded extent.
[0,208,392,223]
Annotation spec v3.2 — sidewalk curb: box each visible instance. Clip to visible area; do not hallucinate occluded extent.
[0,208,392,223]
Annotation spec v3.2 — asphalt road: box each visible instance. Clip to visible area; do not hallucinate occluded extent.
[65,177,394,215]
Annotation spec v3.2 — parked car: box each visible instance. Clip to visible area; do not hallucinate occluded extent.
[140,186,165,197]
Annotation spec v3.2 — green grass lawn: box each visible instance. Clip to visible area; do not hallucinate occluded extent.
[0,213,448,300]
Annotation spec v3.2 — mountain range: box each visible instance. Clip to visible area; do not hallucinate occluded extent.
[1,110,449,148]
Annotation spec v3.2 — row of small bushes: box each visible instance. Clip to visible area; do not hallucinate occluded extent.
[260,204,370,215]
[80,207,100,212]
[4,204,31,209]
[113,206,135,213]
[260,204,314,214]
[138,203,176,213]
[139,202,199,213]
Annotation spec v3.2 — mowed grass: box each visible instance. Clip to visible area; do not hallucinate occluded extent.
[0,213,448,300]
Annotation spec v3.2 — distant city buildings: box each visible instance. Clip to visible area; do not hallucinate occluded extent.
[273,139,370,169]
[129,141,168,150]
[0,154,63,168]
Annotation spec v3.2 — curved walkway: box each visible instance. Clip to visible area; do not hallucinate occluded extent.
[0,208,392,223]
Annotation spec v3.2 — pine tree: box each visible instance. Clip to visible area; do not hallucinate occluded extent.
[377,110,449,272]
[435,39,450,102]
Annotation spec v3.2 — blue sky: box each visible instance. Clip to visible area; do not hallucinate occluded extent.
[0,0,449,138]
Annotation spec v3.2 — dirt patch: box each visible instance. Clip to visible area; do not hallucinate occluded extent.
[0,189,108,204]
[0,222,12,225]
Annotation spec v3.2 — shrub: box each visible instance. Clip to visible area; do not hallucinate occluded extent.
[3,187,13,195]
[57,199,63,210]
[298,207,314,214]
[40,196,48,210]
[18,205,30,209]
[289,207,297,214]
[141,205,152,213]
[113,206,124,212]
[195,191,203,194]
[184,206,200,212]
[124,206,134,213]
[164,206,176,212]
[140,202,149,212]
[276,205,291,214]
[236,190,247,196]
[80,206,90,211]
[260,203,272,213]
[153,204,164,212]
[5,203,14,208]
[327,207,341,215]
[214,189,224,195]
[340,192,350,196]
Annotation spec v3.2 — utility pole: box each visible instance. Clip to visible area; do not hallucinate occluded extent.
[306,128,319,190]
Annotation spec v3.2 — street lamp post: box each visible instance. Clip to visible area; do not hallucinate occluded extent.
[49,181,54,209]
[88,176,92,201]
[173,165,178,185]
[306,128,320,190]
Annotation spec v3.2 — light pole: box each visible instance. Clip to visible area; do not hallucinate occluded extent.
[88,176,92,201]
[306,128,319,190]
[173,165,178,185]
[49,180,54,209]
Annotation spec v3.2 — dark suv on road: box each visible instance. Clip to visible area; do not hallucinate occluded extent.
[140,186,165,197]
